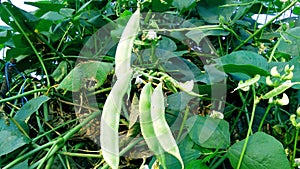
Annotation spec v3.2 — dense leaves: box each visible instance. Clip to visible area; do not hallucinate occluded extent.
[0,0,299,168]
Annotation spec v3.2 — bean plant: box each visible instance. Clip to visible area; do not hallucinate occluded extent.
[0,0,300,169]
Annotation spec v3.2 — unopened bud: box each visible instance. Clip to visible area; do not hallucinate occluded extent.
[266,76,274,86]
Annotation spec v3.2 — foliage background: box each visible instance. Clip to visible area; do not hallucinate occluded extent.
[0,0,300,168]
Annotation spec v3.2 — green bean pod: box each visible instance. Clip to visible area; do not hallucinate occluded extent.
[151,83,184,168]
[100,70,133,169]
[232,74,260,93]
[262,80,295,99]
[115,8,140,79]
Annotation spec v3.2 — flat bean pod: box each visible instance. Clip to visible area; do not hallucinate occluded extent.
[151,83,184,168]
[100,70,133,169]
[115,8,140,79]
[262,81,295,99]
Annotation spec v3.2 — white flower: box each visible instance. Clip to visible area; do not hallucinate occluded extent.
[275,93,289,106]
[270,66,280,77]
[146,30,157,40]
[210,110,224,119]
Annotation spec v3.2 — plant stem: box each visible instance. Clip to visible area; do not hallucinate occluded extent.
[176,105,189,142]
[233,0,298,51]
[236,86,258,169]
[0,88,48,103]
[292,128,299,167]
[258,104,272,131]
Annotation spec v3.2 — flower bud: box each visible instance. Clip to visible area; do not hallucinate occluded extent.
[266,76,274,86]
[297,107,300,117]
[283,71,293,80]
[290,114,297,126]
[284,64,290,72]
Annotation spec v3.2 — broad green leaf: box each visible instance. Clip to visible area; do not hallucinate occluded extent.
[25,2,64,12]
[227,132,290,169]
[58,61,112,92]
[129,93,139,129]
[59,8,75,18]
[100,70,133,169]
[278,27,300,56]
[115,8,139,79]
[150,0,173,12]
[185,29,229,45]
[51,61,68,82]
[14,96,50,122]
[186,115,230,149]
[222,64,269,77]
[151,83,184,168]
[215,51,269,77]
[173,0,196,12]
[0,118,30,156]
[197,0,236,23]
[186,160,209,169]
[41,11,65,21]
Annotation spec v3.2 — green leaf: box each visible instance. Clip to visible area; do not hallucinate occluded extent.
[40,11,65,21]
[186,115,230,149]
[197,0,236,23]
[59,8,75,18]
[227,132,290,169]
[186,160,209,169]
[51,61,68,82]
[278,27,300,56]
[0,118,30,156]
[215,51,269,77]
[185,29,229,45]
[115,8,140,79]
[100,70,133,169]
[222,64,269,77]
[150,0,173,12]
[14,96,50,122]
[173,0,196,12]
[58,61,113,92]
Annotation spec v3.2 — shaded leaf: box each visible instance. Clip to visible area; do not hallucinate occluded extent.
[14,96,50,122]
[186,115,230,149]
[41,11,65,21]
[51,61,68,82]
[58,61,113,92]
[0,118,30,156]
[173,0,196,12]
[227,132,290,169]
[278,27,300,56]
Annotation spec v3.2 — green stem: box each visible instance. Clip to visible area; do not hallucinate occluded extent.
[268,38,282,62]
[236,86,259,169]
[3,141,55,169]
[0,88,48,103]
[292,128,299,167]
[2,3,51,87]
[176,105,189,142]
[258,104,272,131]
[233,0,298,51]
